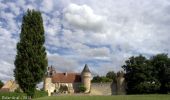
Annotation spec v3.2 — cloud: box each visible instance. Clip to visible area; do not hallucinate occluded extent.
[0,60,14,83]
[1,0,170,83]
[47,52,79,72]
[40,0,54,12]
[63,3,106,32]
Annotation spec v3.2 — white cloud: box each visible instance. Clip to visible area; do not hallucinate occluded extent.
[0,60,14,83]
[63,3,106,32]
[40,0,54,12]
[1,0,170,82]
[47,52,79,72]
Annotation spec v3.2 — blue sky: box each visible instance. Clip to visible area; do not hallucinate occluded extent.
[0,0,170,82]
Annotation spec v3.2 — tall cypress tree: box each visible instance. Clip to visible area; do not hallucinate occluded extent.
[14,9,47,97]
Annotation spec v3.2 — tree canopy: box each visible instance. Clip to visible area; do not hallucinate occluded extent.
[0,80,4,89]
[122,54,170,94]
[14,9,47,97]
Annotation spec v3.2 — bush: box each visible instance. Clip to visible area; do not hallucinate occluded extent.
[78,84,86,93]
[14,88,22,93]
[135,81,161,94]
[33,90,48,98]
[165,82,170,93]
[92,76,112,83]
[0,80,4,89]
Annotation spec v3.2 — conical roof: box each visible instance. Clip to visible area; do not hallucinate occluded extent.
[82,64,90,73]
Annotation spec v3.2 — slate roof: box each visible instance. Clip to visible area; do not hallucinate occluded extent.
[82,64,91,73]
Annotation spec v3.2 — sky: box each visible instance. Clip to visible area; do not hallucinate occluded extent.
[0,0,170,83]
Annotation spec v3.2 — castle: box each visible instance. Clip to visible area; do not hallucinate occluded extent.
[44,64,91,96]
[44,64,126,96]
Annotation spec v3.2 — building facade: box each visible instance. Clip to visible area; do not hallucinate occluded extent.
[44,64,91,96]
[44,64,126,96]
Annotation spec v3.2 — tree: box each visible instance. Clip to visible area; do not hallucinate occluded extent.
[106,71,116,82]
[14,9,47,97]
[122,55,159,94]
[150,54,170,93]
[92,75,112,83]
[0,80,4,88]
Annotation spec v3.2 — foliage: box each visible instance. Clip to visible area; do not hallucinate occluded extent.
[14,87,22,93]
[0,90,47,100]
[122,54,170,94]
[14,9,47,98]
[122,55,153,94]
[106,71,116,82]
[135,81,161,94]
[92,76,112,83]
[0,80,4,89]
[78,84,86,92]
[33,90,48,98]
[150,54,170,93]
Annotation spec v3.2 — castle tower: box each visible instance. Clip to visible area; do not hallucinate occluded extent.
[116,71,126,95]
[81,64,91,93]
[44,66,56,96]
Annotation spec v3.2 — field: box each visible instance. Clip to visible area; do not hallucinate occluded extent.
[34,95,170,100]
[0,91,47,100]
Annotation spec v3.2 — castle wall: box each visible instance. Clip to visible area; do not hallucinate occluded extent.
[90,82,116,95]
[73,83,81,92]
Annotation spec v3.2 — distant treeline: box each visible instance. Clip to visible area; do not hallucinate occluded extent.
[92,71,117,83]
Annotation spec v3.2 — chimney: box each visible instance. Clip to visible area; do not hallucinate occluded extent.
[64,72,67,76]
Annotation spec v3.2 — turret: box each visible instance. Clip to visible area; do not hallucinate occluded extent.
[44,66,56,95]
[116,71,126,95]
[81,64,91,93]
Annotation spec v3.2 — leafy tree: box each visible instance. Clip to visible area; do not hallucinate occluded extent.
[106,71,116,82]
[92,76,101,83]
[14,9,47,97]
[92,75,112,83]
[0,80,4,88]
[122,55,158,94]
[150,54,170,93]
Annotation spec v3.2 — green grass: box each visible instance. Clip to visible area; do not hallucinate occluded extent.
[0,90,47,100]
[34,95,170,100]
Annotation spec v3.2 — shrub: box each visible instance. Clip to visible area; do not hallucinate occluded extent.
[33,90,48,98]
[135,81,161,94]
[78,84,86,93]
[14,88,21,93]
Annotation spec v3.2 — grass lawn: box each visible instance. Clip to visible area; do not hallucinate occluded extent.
[0,91,47,100]
[34,95,170,100]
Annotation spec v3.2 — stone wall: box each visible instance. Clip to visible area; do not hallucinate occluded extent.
[90,82,116,95]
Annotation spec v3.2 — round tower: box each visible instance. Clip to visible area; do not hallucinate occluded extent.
[44,66,55,96]
[116,71,126,95]
[81,64,91,93]
[44,77,52,92]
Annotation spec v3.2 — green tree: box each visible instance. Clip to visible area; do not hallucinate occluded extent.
[150,54,170,93]
[14,9,47,97]
[92,75,112,83]
[0,80,4,88]
[122,55,159,94]
[106,71,116,82]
